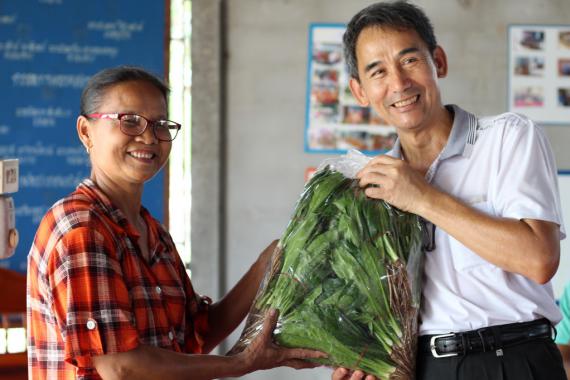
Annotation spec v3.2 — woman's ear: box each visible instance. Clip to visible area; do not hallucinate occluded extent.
[77,115,92,153]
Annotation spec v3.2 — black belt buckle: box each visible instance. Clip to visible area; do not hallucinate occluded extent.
[430,333,459,358]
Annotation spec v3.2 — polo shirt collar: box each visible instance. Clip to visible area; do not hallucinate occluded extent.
[388,104,478,160]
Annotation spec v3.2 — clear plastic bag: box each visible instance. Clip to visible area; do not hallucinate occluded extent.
[229,150,424,379]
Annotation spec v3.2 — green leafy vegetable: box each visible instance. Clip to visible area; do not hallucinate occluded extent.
[230,166,424,379]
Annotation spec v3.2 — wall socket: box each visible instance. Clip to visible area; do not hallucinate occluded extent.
[0,159,18,195]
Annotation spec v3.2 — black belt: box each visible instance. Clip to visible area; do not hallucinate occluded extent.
[419,318,553,358]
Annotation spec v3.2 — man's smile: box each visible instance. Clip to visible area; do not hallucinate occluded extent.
[391,94,420,108]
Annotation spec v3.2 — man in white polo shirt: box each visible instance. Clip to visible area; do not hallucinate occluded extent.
[332,1,567,380]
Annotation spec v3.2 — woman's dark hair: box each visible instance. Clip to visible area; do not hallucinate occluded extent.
[343,0,437,80]
[80,66,169,115]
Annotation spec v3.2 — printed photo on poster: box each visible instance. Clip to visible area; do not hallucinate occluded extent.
[513,29,545,51]
[514,86,544,107]
[508,25,570,125]
[558,59,570,76]
[305,24,397,154]
[514,56,544,77]
[559,88,570,107]
[559,31,570,49]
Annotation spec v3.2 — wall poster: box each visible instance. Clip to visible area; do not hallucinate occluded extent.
[508,25,570,124]
[304,24,397,154]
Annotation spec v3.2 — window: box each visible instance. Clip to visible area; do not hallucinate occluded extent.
[168,0,192,270]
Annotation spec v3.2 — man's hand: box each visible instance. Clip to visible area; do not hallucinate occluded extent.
[356,155,560,284]
[332,367,377,380]
[356,155,431,213]
[240,309,327,372]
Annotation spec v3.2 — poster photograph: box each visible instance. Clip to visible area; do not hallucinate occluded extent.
[508,25,570,124]
[304,24,397,154]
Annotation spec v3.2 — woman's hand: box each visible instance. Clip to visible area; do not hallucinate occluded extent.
[239,309,327,372]
[257,239,279,270]
[332,367,378,380]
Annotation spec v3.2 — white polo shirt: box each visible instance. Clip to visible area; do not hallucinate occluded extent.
[388,104,566,335]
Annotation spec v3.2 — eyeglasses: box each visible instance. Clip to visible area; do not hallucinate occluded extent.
[85,113,181,142]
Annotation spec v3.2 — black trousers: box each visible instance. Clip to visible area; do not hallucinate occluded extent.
[416,337,567,380]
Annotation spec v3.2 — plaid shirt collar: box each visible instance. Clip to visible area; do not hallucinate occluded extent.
[77,178,167,262]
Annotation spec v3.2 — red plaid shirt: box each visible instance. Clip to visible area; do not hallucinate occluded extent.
[27,179,210,380]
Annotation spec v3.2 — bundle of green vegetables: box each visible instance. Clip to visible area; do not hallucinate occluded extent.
[230,163,424,379]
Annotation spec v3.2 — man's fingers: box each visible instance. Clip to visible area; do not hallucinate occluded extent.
[358,172,385,188]
[331,368,376,380]
[358,155,396,175]
[368,154,398,165]
[357,162,393,183]
[349,370,365,380]
[332,367,349,380]
[357,165,380,179]
[359,154,403,177]
[364,186,383,199]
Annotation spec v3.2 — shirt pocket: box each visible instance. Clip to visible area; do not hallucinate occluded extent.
[450,200,495,271]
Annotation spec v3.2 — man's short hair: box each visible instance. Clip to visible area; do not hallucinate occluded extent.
[343,0,437,80]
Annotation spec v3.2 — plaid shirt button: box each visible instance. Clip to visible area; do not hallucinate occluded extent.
[155,286,162,295]
[86,319,97,330]
[168,331,174,341]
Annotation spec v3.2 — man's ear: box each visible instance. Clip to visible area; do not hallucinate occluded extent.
[76,115,92,151]
[348,77,370,107]
[433,45,448,78]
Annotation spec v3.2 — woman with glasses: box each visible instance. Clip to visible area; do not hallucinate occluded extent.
[27,66,324,380]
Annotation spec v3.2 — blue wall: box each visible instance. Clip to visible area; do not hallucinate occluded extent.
[0,0,166,272]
